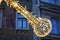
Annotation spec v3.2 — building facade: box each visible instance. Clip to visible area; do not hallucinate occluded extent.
[0,0,33,40]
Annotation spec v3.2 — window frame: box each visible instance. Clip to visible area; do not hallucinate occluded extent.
[16,12,29,30]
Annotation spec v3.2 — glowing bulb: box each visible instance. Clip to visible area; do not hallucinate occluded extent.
[14,3,18,7]
[17,1,19,2]
[39,17,41,19]
[12,2,18,7]
[34,15,36,18]
[25,6,27,9]
[31,12,33,14]
[0,0,2,5]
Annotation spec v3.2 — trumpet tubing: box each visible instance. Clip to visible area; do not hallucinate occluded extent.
[4,0,52,37]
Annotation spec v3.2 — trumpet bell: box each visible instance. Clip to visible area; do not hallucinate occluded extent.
[33,18,52,37]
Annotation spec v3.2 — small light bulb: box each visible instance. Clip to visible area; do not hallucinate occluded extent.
[39,17,41,19]
[25,6,27,9]
[0,0,2,5]
[12,2,18,7]
[31,12,33,14]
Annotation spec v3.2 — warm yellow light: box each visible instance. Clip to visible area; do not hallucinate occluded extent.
[11,2,18,7]
[0,0,2,5]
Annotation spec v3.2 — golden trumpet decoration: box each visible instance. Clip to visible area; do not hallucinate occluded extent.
[4,0,52,37]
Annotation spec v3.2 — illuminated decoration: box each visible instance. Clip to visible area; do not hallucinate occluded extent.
[0,0,2,5]
[4,0,52,37]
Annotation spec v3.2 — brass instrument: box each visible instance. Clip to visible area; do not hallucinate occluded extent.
[4,0,52,37]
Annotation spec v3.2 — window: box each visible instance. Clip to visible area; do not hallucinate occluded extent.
[41,0,50,3]
[51,18,58,34]
[56,0,60,5]
[16,12,29,30]
[0,10,2,28]
[41,0,56,4]
[50,0,56,4]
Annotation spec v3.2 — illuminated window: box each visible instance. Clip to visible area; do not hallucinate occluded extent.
[41,0,50,3]
[51,18,58,34]
[41,0,56,4]
[0,10,2,28]
[16,12,29,30]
